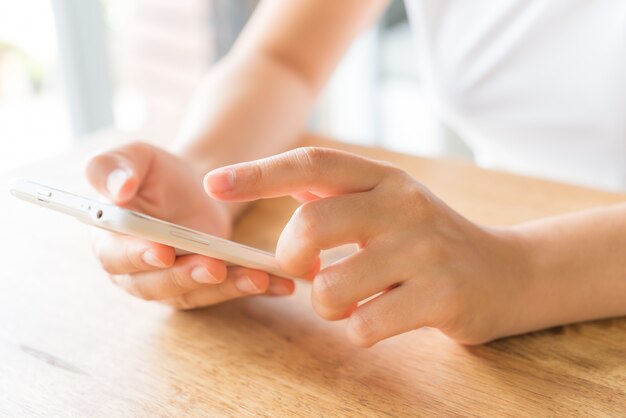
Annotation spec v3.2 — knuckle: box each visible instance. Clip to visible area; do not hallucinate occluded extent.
[168,268,190,290]
[85,153,107,176]
[127,279,156,301]
[312,273,340,308]
[318,307,344,321]
[311,297,344,321]
[378,163,407,185]
[124,248,145,271]
[246,162,265,185]
[394,184,435,223]
[420,237,448,265]
[273,241,294,273]
[293,146,327,173]
[293,201,323,238]
[382,163,406,179]
[97,248,123,275]
[93,234,147,275]
[87,141,147,173]
[349,312,376,347]
[129,140,151,150]
[404,183,432,212]
[218,281,238,299]
[167,293,197,311]
[376,167,434,217]
[100,261,117,275]
[125,140,154,157]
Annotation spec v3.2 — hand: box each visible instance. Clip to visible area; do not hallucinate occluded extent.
[85,142,294,309]
[204,147,531,346]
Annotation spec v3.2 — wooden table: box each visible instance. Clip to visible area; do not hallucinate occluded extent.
[1,132,625,416]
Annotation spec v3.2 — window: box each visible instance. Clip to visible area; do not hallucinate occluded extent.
[0,0,71,172]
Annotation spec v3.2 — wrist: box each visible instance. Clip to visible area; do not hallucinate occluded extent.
[507,222,581,333]
[481,225,540,340]
[491,223,576,340]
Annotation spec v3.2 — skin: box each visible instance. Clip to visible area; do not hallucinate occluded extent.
[87,0,626,346]
[87,0,389,308]
[204,146,626,346]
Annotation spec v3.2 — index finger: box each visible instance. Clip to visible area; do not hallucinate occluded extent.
[204,147,392,202]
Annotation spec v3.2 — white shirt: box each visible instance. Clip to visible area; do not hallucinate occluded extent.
[405,0,626,191]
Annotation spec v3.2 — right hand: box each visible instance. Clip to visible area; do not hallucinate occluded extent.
[85,142,295,309]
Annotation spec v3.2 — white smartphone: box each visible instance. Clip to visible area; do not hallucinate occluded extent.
[10,179,299,280]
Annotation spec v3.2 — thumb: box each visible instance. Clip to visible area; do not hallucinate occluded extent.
[85,142,154,204]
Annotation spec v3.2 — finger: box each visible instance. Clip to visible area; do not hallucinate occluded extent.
[266,275,296,297]
[291,191,320,203]
[161,268,295,310]
[275,193,378,277]
[85,142,155,204]
[310,296,359,322]
[92,229,176,274]
[346,281,436,347]
[205,147,396,201]
[311,247,405,320]
[113,253,228,301]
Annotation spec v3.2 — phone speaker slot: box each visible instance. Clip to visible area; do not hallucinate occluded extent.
[170,230,212,247]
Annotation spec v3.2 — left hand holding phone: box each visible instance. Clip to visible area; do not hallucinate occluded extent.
[85,142,295,309]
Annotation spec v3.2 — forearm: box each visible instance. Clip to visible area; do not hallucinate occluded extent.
[512,204,626,334]
[162,0,389,222]
[170,51,314,218]
[166,0,389,220]
[172,51,312,170]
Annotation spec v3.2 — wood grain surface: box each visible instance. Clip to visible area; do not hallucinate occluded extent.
[1,131,625,417]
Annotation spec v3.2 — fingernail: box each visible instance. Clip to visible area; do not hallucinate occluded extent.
[191,266,218,284]
[268,281,292,296]
[207,169,235,193]
[107,168,131,198]
[142,250,167,268]
[235,275,260,294]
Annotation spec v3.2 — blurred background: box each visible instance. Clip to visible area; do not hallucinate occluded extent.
[0,0,472,173]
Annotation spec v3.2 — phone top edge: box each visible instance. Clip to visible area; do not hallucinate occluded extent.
[119,211,298,278]
[125,211,277,258]
[10,179,302,281]
[10,178,118,224]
